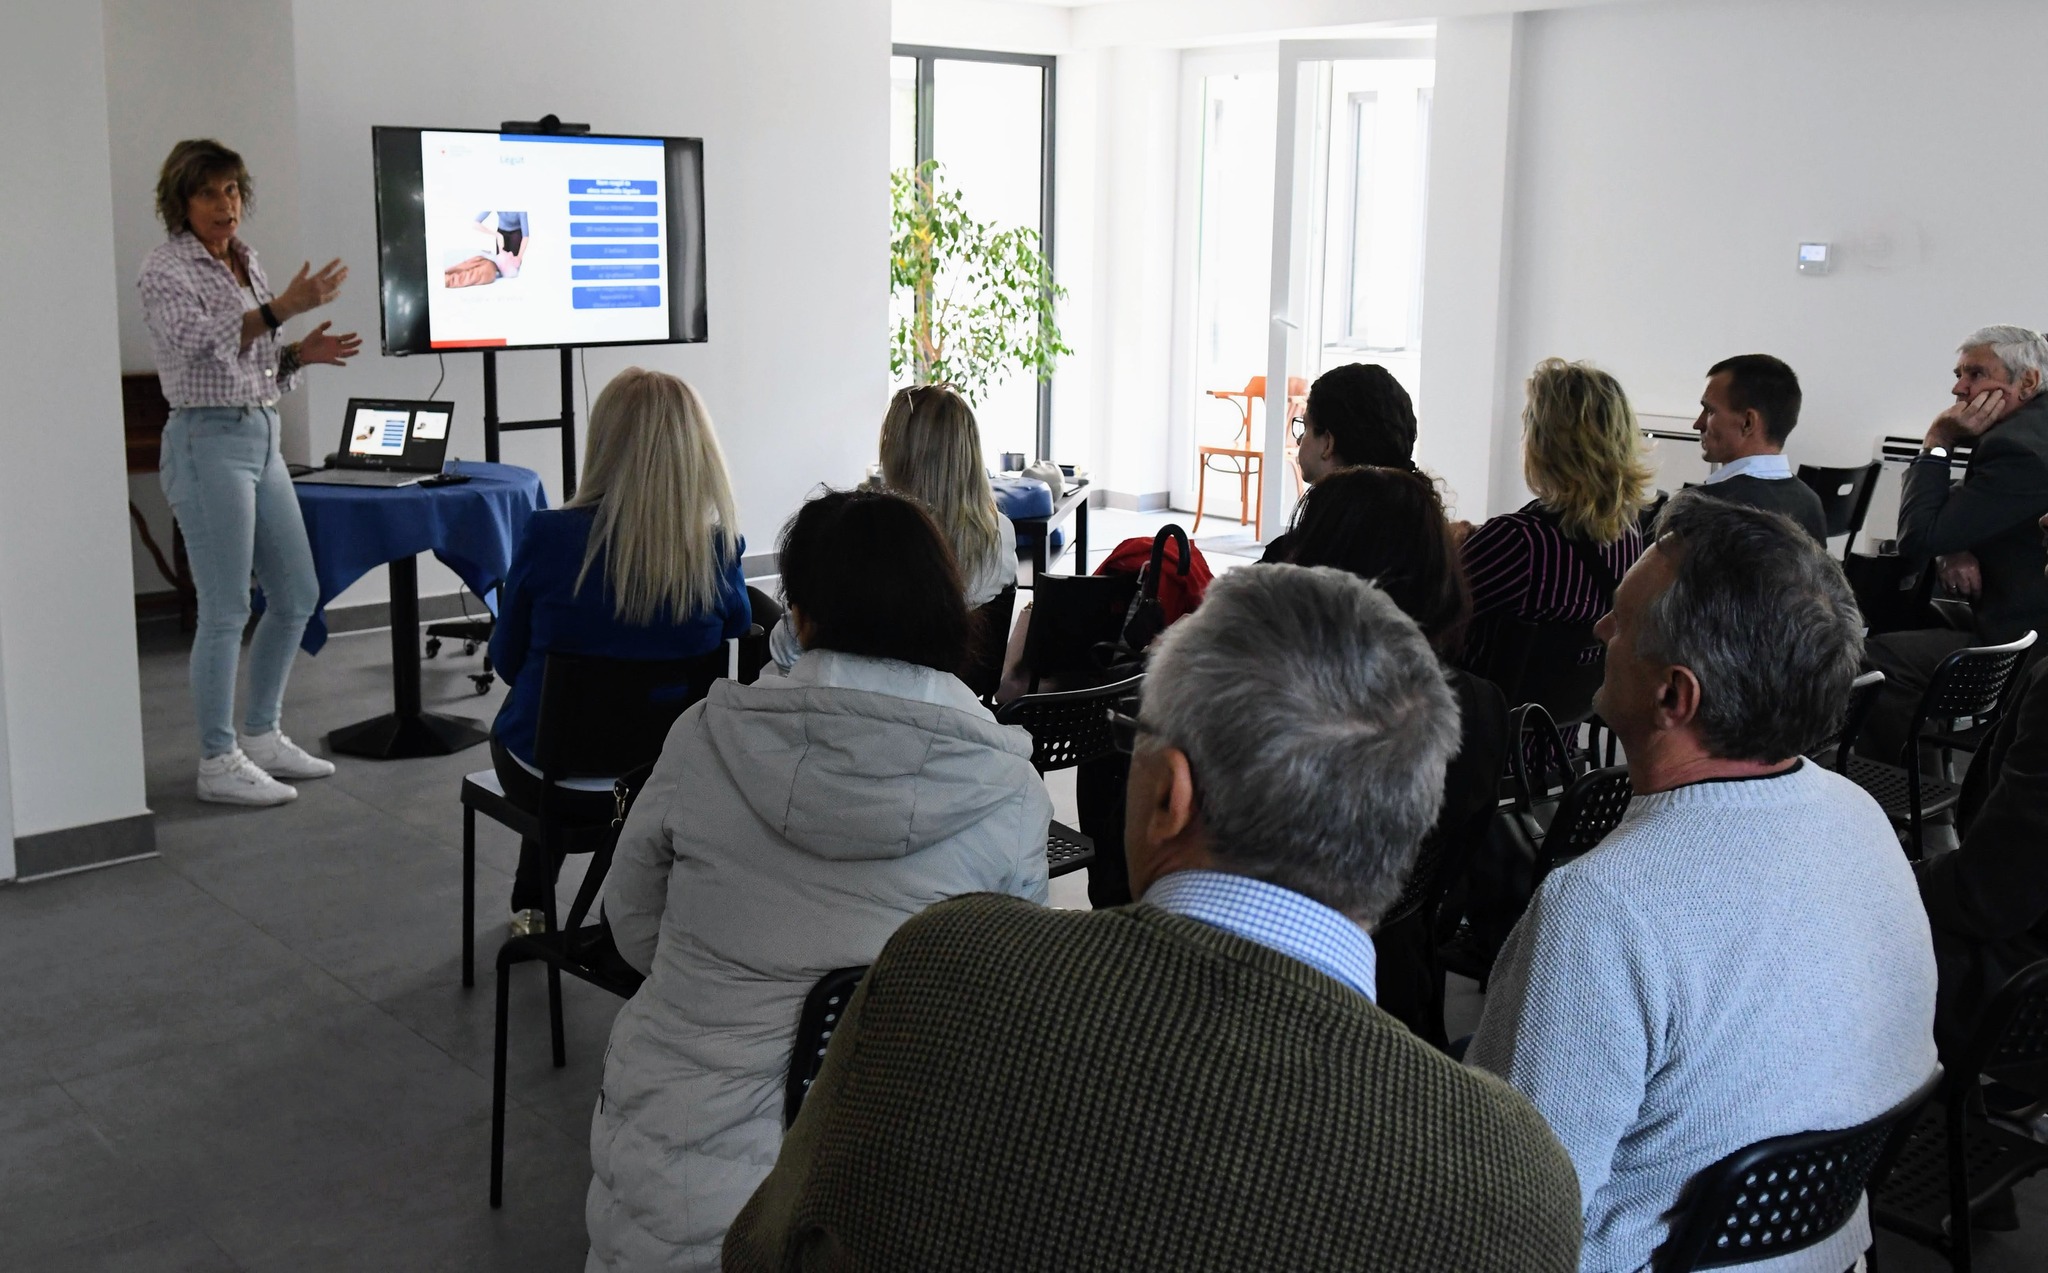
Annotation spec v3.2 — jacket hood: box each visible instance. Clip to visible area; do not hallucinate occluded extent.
[699,658,1040,862]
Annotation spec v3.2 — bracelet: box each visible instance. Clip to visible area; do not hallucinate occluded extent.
[259,302,281,331]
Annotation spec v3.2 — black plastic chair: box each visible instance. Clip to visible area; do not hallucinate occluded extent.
[1531,764,1635,883]
[961,584,1017,702]
[784,966,869,1129]
[1875,959,2048,1271]
[460,647,736,986]
[1796,462,1882,562]
[1811,669,1888,773]
[1655,1068,1942,1271]
[1469,617,1608,731]
[1841,632,2036,858]
[995,673,1146,878]
[489,761,655,1208]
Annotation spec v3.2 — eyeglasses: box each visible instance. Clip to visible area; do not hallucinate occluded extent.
[1108,708,1148,756]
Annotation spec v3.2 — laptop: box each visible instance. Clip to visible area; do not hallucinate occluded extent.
[294,398,455,487]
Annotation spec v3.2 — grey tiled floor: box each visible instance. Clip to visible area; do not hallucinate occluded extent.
[3,532,2045,1267]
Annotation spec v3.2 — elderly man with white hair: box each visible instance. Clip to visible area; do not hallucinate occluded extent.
[1860,325,2048,763]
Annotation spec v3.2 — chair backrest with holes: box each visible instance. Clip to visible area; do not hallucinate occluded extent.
[995,674,1146,773]
[1970,956,2048,1099]
[1913,631,2038,740]
[784,966,869,1128]
[1534,765,1634,880]
[1652,1067,1942,1271]
[1795,462,1882,547]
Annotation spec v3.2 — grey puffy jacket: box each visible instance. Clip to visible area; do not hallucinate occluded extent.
[584,651,1052,1271]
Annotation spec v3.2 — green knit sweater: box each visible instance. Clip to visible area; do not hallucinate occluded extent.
[724,894,1582,1271]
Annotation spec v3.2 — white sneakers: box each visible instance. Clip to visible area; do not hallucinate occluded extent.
[196,748,299,807]
[238,729,336,780]
[196,730,336,807]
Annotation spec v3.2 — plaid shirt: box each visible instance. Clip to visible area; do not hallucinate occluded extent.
[1145,869,1379,1000]
[138,232,300,408]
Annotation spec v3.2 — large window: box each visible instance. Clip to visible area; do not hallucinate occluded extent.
[892,46,1056,466]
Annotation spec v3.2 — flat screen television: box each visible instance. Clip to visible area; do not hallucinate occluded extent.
[371,127,706,355]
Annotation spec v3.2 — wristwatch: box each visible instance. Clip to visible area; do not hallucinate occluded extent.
[1918,445,1949,462]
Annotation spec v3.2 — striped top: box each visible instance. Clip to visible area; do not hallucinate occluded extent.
[1460,500,1644,672]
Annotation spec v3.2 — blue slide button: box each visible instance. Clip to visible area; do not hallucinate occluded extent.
[570,221,659,238]
[568,200,658,216]
[569,179,657,195]
[570,243,659,259]
[573,286,663,310]
[571,264,660,280]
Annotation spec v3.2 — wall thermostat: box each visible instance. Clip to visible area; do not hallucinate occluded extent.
[1797,242,1832,275]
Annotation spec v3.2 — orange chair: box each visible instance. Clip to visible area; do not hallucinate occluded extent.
[1194,374,1307,539]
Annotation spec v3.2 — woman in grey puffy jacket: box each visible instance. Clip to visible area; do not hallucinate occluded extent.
[585,489,1053,1271]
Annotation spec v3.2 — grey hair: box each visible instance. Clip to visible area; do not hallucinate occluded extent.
[1959,325,2048,387]
[1139,564,1460,923]
[1642,491,1865,761]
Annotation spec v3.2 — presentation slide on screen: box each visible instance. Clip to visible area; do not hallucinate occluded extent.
[348,405,413,457]
[420,131,669,349]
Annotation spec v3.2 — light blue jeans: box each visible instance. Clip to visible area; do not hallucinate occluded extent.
[160,405,319,757]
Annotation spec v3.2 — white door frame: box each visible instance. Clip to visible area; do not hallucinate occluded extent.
[1261,38,1436,538]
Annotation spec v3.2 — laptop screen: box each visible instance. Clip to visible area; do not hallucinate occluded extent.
[336,399,455,471]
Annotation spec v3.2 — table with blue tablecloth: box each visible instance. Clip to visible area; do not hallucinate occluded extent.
[293,460,547,758]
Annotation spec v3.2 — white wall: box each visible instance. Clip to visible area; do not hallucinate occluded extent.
[1415,13,1519,522]
[1496,0,2048,516]
[285,0,890,582]
[105,0,306,596]
[0,0,151,851]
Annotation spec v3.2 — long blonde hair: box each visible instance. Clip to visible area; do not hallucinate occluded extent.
[566,368,739,625]
[1521,358,1653,544]
[877,384,1002,579]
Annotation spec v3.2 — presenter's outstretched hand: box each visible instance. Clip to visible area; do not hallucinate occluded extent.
[301,321,361,367]
[278,258,349,320]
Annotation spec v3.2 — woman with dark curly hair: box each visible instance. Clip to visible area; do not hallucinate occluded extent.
[138,138,359,807]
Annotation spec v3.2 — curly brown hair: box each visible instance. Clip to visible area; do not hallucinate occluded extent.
[155,139,252,235]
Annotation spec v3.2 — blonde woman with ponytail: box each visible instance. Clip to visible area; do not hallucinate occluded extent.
[770,383,1017,671]
[489,367,751,932]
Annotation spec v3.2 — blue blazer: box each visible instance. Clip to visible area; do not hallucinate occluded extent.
[489,506,751,765]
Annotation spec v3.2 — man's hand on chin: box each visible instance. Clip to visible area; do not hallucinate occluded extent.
[1927,388,2008,448]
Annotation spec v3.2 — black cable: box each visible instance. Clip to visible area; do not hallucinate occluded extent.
[427,352,447,402]
[580,346,591,420]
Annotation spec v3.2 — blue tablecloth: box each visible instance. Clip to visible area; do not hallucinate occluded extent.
[292,461,548,654]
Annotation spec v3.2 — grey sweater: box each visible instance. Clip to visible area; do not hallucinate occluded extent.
[1469,761,1938,1273]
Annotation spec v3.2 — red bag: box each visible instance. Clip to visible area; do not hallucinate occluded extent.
[1093,525,1212,649]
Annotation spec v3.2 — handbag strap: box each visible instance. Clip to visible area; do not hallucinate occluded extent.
[1549,519,1623,605]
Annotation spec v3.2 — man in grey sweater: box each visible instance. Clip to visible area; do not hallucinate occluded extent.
[1469,493,1939,1273]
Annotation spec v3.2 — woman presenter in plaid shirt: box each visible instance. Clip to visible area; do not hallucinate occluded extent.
[139,139,360,808]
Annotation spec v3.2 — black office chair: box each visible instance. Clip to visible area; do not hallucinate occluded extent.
[995,673,1146,878]
[1840,632,2037,857]
[1655,1068,1942,1271]
[1796,462,1882,562]
[784,966,869,1129]
[1875,958,2048,1271]
[460,648,737,986]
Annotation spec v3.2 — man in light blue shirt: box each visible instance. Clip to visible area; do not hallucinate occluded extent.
[1692,354,1830,542]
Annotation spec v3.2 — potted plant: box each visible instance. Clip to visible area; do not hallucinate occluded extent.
[890,160,1069,405]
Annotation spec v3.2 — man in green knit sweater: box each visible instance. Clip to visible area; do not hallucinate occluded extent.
[724,566,1583,1272]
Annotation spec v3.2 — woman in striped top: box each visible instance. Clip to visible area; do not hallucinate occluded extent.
[1456,359,1654,694]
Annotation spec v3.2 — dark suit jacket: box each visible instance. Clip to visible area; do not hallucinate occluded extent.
[1917,659,2048,1052]
[1896,393,2048,643]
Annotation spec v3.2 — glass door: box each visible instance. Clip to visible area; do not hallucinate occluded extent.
[893,46,1056,468]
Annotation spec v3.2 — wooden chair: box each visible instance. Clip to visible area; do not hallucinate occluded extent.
[1193,374,1306,539]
